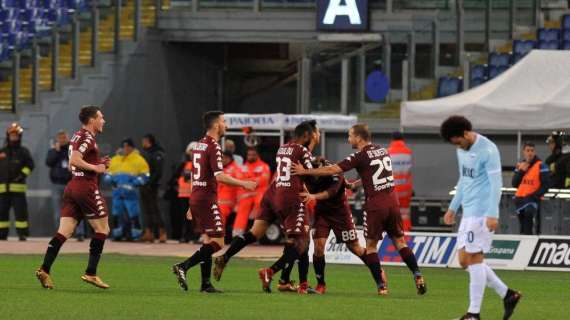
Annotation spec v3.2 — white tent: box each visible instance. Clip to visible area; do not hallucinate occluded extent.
[401,50,570,130]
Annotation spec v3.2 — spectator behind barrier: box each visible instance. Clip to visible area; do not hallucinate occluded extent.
[545,131,570,188]
[104,138,149,241]
[139,134,167,243]
[512,142,549,235]
[45,130,86,241]
[224,139,244,167]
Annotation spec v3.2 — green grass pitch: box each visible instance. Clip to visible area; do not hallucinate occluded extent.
[0,254,567,320]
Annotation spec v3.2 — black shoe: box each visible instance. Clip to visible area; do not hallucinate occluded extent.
[172,264,188,291]
[77,235,84,242]
[503,289,522,320]
[459,313,480,320]
[18,236,27,241]
[200,283,223,293]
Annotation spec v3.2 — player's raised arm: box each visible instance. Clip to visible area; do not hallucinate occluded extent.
[215,172,257,191]
[292,162,343,176]
[70,150,105,173]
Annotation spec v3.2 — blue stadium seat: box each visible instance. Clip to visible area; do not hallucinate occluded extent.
[470,64,487,80]
[563,14,570,30]
[0,0,18,8]
[562,30,570,42]
[437,76,463,97]
[562,41,570,50]
[1,19,21,36]
[488,52,511,68]
[0,8,19,21]
[488,65,509,79]
[537,28,561,42]
[470,76,486,88]
[512,40,535,64]
[537,40,560,50]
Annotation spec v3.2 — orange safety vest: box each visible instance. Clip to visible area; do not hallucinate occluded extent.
[218,161,242,206]
[388,140,413,200]
[238,159,271,201]
[515,161,542,198]
[177,162,193,198]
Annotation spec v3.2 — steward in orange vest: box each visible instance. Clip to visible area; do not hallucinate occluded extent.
[388,132,413,232]
[512,142,549,235]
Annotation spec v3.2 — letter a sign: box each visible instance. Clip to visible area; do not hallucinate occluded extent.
[317,0,368,31]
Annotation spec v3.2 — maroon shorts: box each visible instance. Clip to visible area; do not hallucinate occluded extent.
[61,180,108,221]
[313,205,357,243]
[363,205,404,241]
[257,199,308,237]
[190,199,224,238]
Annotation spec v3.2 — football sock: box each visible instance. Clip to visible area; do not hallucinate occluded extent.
[271,243,298,273]
[298,249,309,283]
[180,243,220,272]
[41,233,67,273]
[467,263,486,314]
[280,246,294,282]
[363,252,383,288]
[223,232,257,262]
[85,233,107,276]
[399,247,421,276]
[483,263,508,298]
[200,255,213,285]
[313,255,326,285]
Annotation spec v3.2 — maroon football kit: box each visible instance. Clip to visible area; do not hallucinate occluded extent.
[257,143,313,236]
[190,135,225,238]
[61,128,108,221]
[337,144,403,241]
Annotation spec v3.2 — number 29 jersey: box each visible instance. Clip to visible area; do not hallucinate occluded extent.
[273,143,313,211]
[337,144,397,211]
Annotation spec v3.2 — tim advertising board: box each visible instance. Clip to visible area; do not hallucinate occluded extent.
[528,237,570,271]
[317,0,368,31]
[379,233,457,267]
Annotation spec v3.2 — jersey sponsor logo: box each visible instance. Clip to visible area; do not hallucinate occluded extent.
[485,240,520,260]
[462,166,475,178]
[192,181,208,187]
[529,239,570,268]
[379,235,457,266]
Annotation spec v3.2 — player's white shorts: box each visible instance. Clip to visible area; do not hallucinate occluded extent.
[457,217,493,254]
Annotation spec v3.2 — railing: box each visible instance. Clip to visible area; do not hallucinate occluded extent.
[0,0,154,111]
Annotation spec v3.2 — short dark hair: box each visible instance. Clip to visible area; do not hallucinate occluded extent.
[143,134,156,145]
[303,120,317,130]
[203,111,224,130]
[294,121,314,139]
[79,106,101,125]
[122,138,135,148]
[351,124,371,142]
[440,115,472,142]
[523,141,535,149]
[246,146,258,154]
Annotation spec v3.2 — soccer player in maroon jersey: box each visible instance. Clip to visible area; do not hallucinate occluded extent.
[213,121,317,293]
[36,106,112,289]
[292,123,426,296]
[171,111,257,293]
[297,158,380,295]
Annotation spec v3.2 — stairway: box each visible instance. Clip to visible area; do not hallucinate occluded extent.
[0,0,163,110]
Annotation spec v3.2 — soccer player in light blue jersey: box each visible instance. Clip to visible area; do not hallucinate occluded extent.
[441,116,522,320]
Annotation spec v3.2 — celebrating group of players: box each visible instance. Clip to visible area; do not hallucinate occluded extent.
[33,106,521,320]
[171,111,426,296]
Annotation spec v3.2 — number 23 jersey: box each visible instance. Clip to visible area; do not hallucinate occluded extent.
[337,144,398,211]
[273,143,313,211]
